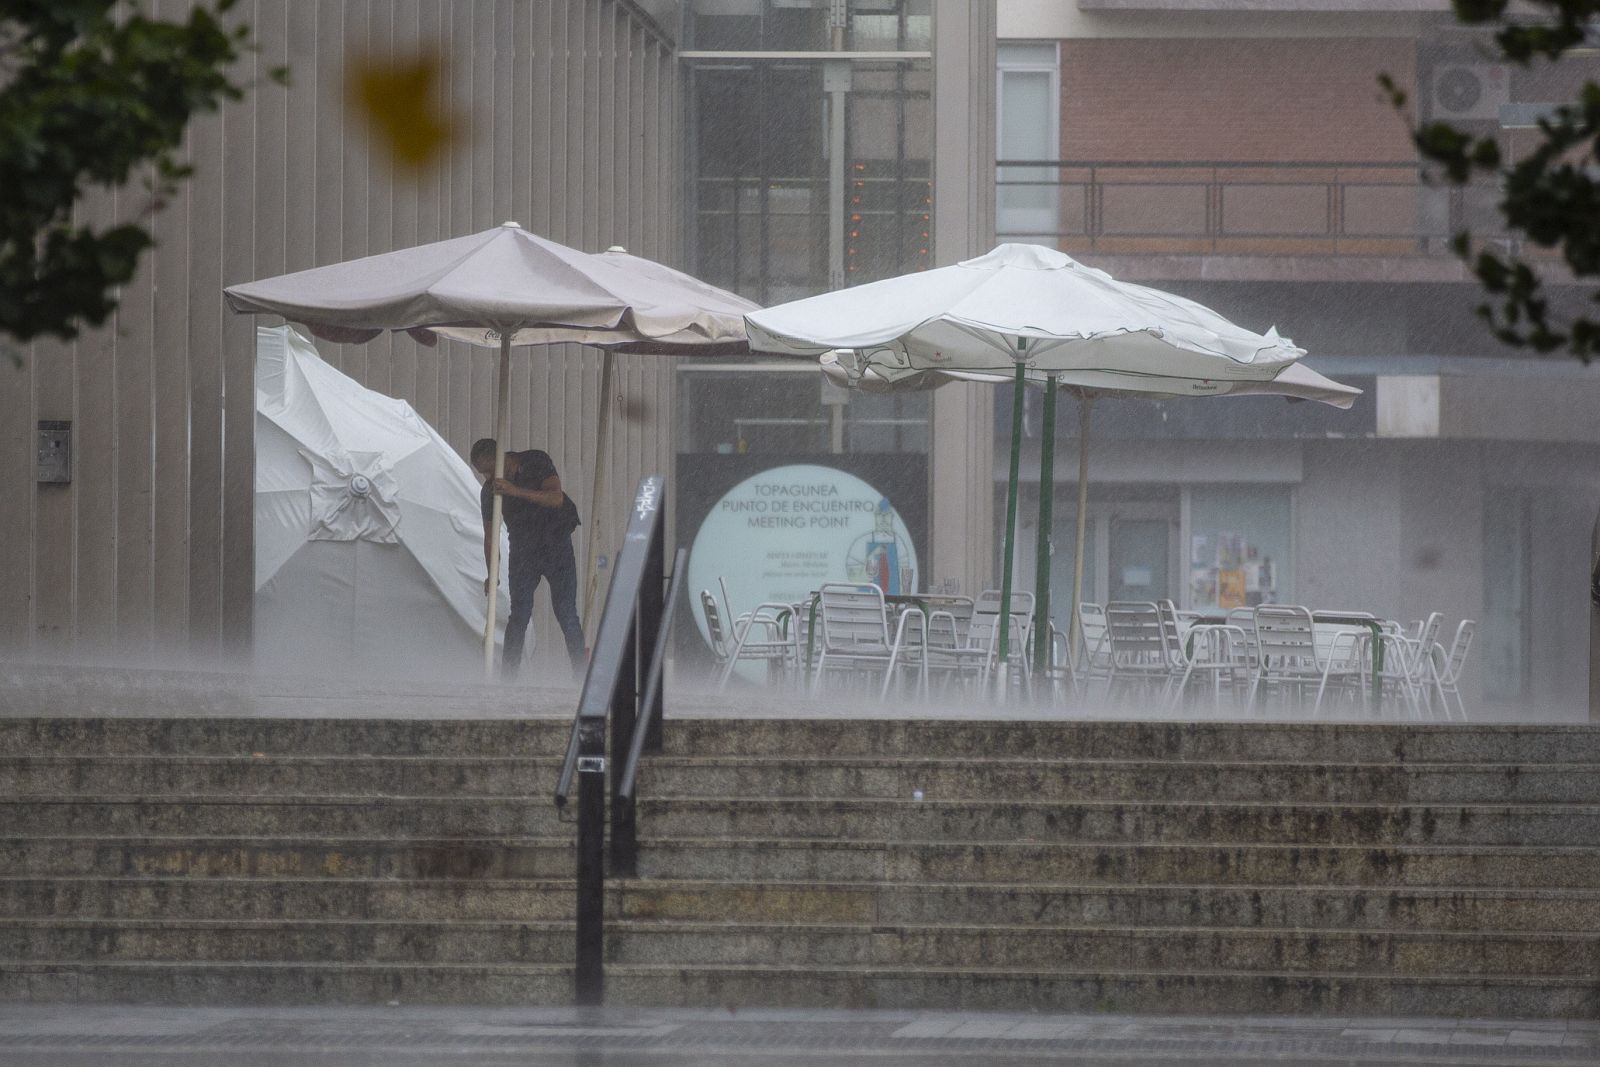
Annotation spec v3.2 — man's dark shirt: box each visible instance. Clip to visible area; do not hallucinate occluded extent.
[481,449,581,553]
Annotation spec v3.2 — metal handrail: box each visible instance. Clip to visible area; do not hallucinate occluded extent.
[619,546,687,802]
[551,474,668,1007]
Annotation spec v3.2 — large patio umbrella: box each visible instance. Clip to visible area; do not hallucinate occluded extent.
[818,351,1360,674]
[747,244,1308,677]
[227,222,755,673]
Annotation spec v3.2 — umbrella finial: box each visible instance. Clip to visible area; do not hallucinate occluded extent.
[605,245,627,254]
[500,220,521,228]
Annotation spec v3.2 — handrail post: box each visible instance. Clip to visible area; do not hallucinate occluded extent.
[574,713,606,1005]
[640,518,666,756]
[608,610,640,879]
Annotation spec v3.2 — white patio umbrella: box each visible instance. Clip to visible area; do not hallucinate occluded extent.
[254,325,508,676]
[819,351,1360,672]
[228,223,755,674]
[747,244,1309,676]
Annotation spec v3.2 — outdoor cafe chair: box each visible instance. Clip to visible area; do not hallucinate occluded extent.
[1074,603,1114,690]
[811,582,923,701]
[1248,605,1366,717]
[1429,619,1476,721]
[706,589,796,691]
[973,589,1036,697]
[1170,623,1252,713]
[1102,601,1175,707]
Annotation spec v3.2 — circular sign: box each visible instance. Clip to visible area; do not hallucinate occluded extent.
[687,464,919,681]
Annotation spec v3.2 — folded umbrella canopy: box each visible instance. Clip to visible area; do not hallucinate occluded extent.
[228,223,756,674]
[748,244,1310,682]
[255,325,509,677]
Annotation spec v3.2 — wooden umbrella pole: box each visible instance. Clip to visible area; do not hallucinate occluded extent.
[485,333,512,677]
[1067,394,1092,673]
[581,349,615,644]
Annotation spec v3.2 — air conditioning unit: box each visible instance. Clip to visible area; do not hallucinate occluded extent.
[1431,63,1510,121]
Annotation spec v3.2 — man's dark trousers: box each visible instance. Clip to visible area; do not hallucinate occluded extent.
[503,539,586,680]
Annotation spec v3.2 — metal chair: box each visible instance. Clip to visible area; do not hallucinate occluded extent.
[1248,605,1365,716]
[1170,624,1252,713]
[1102,601,1174,707]
[811,582,921,700]
[1430,619,1476,721]
[706,589,796,691]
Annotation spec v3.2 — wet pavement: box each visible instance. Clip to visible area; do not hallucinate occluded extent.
[2,1004,1600,1066]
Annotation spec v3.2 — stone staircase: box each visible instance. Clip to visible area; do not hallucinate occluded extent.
[2,715,1599,1015]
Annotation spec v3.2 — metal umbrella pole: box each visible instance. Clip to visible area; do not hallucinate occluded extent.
[581,349,616,643]
[995,357,1028,695]
[1066,394,1093,673]
[484,331,513,676]
[1032,375,1059,686]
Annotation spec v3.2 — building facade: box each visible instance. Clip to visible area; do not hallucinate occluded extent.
[0,0,998,673]
[993,0,1600,713]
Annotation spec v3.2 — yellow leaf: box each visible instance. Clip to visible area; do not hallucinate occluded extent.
[347,52,455,169]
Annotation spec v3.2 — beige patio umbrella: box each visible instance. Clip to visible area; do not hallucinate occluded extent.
[227,222,755,674]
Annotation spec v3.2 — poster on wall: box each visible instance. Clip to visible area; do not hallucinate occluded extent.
[676,455,928,681]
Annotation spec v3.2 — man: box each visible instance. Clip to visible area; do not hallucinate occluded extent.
[471,439,585,680]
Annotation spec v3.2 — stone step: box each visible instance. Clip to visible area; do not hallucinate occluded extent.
[0,959,1590,1015]
[0,797,569,837]
[5,920,1597,977]
[0,837,577,880]
[659,720,1600,765]
[10,718,1600,764]
[4,877,1597,931]
[6,795,1593,844]
[634,839,1600,889]
[7,755,1600,804]
[7,836,1596,889]
[639,797,1600,846]
[0,718,574,757]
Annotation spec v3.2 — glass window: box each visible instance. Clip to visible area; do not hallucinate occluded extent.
[997,42,1058,243]
[1187,486,1294,610]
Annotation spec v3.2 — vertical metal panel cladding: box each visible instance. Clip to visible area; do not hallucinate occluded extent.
[1,0,682,664]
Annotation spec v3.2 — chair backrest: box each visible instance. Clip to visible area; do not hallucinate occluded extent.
[973,589,1034,657]
[700,590,730,660]
[1406,611,1443,679]
[816,582,891,651]
[1155,599,1185,662]
[1105,601,1167,665]
[1078,602,1110,663]
[1253,605,1318,671]
[1439,619,1476,684]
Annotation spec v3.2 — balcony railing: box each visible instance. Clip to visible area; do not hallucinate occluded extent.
[996,159,1513,258]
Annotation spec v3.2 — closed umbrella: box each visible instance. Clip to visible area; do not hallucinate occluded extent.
[254,325,508,676]
[228,223,756,675]
[748,244,1308,679]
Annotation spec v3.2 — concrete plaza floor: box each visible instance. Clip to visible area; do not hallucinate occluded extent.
[2,1004,1599,1066]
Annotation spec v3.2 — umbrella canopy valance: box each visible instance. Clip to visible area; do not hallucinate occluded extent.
[226,224,753,353]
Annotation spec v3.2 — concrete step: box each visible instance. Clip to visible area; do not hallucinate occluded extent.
[0,718,574,757]
[659,720,1600,765]
[4,920,1598,977]
[0,797,568,837]
[0,837,577,880]
[10,718,1600,764]
[639,797,1600,846]
[7,876,1590,932]
[633,839,1600,889]
[1,958,1590,1015]
[9,755,1599,804]
[8,795,1592,844]
[8,836,1596,889]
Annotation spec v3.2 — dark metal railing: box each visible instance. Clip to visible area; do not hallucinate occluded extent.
[995,158,1511,254]
[553,474,682,1005]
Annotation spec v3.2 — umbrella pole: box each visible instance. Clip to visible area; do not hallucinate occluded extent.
[997,361,1026,697]
[485,333,512,678]
[1066,395,1092,676]
[581,349,615,646]
[1032,376,1058,691]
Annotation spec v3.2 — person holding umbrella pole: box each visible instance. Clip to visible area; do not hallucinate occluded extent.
[471,438,585,681]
